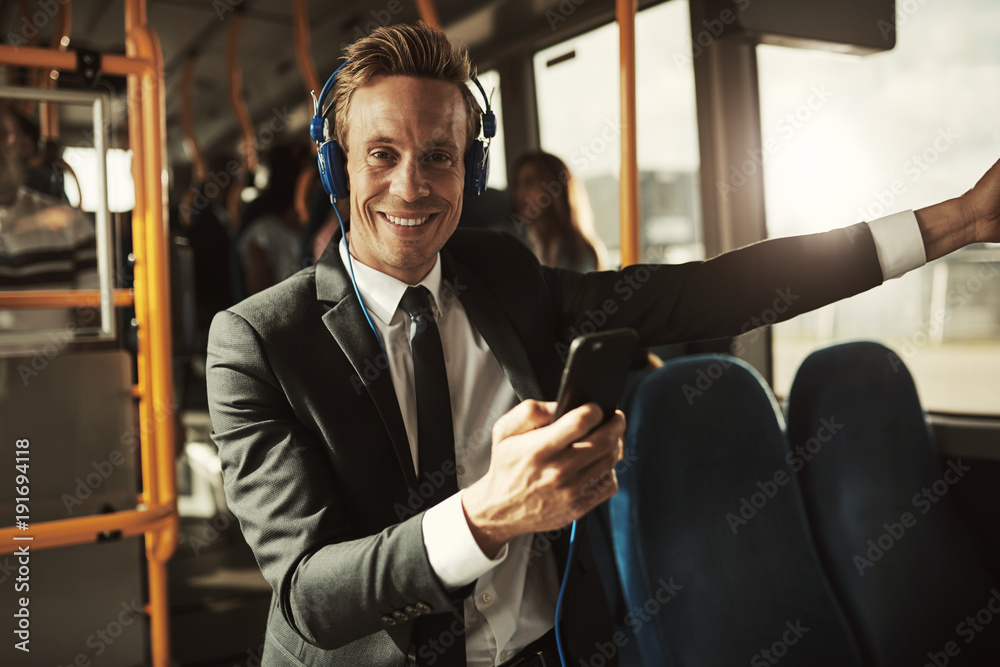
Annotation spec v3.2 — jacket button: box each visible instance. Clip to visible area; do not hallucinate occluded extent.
[381,616,396,626]
[393,611,408,622]
[415,602,432,614]
[405,605,419,616]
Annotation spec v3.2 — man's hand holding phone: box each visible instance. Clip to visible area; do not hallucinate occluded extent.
[462,329,638,558]
[462,400,626,558]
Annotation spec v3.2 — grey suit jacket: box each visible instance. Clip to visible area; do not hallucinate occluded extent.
[206,224,884,666]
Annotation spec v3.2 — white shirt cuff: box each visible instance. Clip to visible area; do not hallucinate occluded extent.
[422,490,508,589]
[867,210,926,280]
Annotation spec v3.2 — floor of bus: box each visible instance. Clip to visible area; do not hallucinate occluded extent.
[169,512,270,666]
[172,365,271,666]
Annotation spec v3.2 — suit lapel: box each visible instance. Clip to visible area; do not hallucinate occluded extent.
[316,246,418,489]
[441,251,546,402]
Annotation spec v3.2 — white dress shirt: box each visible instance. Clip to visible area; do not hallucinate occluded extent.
[339,239,559,666]
[338,210,926,666]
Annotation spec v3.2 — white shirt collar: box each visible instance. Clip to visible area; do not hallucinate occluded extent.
[338,235,444,325]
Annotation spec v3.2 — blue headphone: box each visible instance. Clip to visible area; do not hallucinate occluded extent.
[309,61,497,217]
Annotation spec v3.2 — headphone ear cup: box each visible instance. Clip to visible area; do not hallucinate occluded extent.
[463,140,489,197]
[318,140,349,200]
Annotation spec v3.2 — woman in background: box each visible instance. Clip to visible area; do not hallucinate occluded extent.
[511,151,608,272]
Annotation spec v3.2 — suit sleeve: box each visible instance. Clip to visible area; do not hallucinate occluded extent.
[206,309,469,650]
[550,222,884,345]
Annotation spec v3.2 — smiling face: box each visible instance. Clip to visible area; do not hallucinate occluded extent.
[343,75,468,284]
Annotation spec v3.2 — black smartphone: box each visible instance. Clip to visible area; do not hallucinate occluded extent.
[553,328,639,425]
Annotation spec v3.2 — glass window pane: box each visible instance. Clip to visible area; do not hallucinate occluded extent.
[757,0,1000,415]
[533,0,702,266]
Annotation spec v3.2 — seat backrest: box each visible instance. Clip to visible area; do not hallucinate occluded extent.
[611,354,863,667]
[786,341,1000,666]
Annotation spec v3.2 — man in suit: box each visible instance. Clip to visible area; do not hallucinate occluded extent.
[206,22,1000,667]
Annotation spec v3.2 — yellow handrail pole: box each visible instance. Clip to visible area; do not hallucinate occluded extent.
[226,9,257,228]
[126,1,176,665]
[180,53,208,226]
[39,0,71,143]
[135,0,178,578]
[182,54,208,185]
[0,505,175,554]
[415,0,441,28]
[617,0,640,267]
[293,0,321,96]
[13,0,39,117]
[292,0,323,228]
[0,5,174,663]
[0,288,133,308]
[0,45,149,75]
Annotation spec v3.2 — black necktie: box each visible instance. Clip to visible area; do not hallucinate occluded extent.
[400,286,458,506]
[400,286,465,667]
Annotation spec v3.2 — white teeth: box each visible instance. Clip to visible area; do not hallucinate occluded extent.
[384,213,429,227]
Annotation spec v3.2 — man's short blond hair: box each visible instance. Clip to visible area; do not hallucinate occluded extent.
[333,22,483,154]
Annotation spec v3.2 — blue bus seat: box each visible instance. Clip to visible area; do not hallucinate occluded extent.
[786,341,1000,666]
[610,355,863,667]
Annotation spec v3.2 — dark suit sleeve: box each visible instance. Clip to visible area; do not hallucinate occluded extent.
[549,222,884,345]
[206,309,466,651]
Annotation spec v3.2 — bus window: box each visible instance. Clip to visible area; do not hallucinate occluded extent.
[474,69,507,190]
[758,0,1000,415]
[533,0,702,266]
[63,147,135,212]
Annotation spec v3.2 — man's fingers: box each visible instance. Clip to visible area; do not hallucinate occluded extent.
[549,408,625,473]
[532,403,606,458]
[492,400,557,443]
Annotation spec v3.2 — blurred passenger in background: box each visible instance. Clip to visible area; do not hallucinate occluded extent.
[182,156,238,354]
[237,141,311,295]
[0,101,97,346]
[511,150,607,272]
